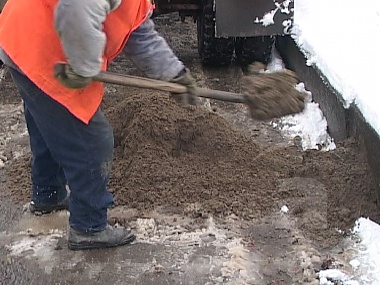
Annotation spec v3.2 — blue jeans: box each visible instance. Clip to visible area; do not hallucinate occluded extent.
[9,67,114,232]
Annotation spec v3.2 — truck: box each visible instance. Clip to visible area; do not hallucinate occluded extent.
[153,0,294,67]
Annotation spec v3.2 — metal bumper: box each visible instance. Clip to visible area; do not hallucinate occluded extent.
[215,0,294,37]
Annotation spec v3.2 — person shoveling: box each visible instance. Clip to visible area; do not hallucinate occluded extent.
[0,0,305,251]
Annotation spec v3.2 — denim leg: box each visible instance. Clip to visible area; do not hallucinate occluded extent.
[24,103,68,205]
[9,68,114,232]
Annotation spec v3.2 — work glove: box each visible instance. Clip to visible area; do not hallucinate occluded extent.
[54,64,92,89]
[169,68,198,105]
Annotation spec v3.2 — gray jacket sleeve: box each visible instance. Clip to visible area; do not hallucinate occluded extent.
[55,0,183,81]
[54,0,121,77]
[123,18,184,81]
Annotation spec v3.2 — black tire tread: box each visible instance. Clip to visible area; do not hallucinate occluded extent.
[197,0,234,67]
[235,36,275,66]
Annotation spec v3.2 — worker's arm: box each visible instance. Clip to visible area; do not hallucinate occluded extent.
[124,17,198,105]
[54,0,121,77]
[123,18,184,81]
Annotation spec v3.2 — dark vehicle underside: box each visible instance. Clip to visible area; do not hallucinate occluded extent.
[153,0,294,66]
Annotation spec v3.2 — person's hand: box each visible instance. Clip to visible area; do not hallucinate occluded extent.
[169,68,198,105]
[54,64,92,89]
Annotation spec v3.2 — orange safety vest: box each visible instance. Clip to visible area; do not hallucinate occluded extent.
[0,0,153,124]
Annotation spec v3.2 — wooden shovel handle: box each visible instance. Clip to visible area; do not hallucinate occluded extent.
[54,63,246,104]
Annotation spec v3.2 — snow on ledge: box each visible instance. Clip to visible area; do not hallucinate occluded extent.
[292,0,380,137]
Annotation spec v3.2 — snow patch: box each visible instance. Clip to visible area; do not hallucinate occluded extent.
[267,52,336,151]
[280,205,289,213]
[254,9,277,27]
[352,217,380,284]
[318,218,380,284]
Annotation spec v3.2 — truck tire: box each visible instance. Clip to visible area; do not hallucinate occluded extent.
[235,36,275,66]
[197,0,234,67]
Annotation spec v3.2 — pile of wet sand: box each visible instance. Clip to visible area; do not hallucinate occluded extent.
[5,90,380,244]
[106,92,379,227]
[107,92,291,218]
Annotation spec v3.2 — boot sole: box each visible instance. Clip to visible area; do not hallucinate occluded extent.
[68,234,136,250]
[30,196,69,215]
[30,204,68,215]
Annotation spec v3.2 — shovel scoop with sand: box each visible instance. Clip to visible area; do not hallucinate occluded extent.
[54,62,306,121]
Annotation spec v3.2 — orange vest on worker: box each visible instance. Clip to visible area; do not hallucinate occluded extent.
[0,0,153,124]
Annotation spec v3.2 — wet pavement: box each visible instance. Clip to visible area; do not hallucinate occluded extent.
[0,203,314,285]
[0,176,333,285]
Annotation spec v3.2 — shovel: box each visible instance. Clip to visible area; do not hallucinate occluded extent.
[54,63,306,120]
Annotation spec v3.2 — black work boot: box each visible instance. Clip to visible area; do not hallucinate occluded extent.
[29,194,69,215]
[68,224,136,250]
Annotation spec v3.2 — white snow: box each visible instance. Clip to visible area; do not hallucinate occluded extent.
[352,218,380,284]
[269,1,380,284]
[254,10,277,27]
[315,218,380,285]
[318,269,349,282]
[350,259,361,269]
[254,0,293,27]
[280,205,289,213]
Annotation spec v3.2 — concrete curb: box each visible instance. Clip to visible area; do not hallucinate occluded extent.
[276,35,380,203]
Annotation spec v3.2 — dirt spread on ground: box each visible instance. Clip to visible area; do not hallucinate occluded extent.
[5,86,379,247]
